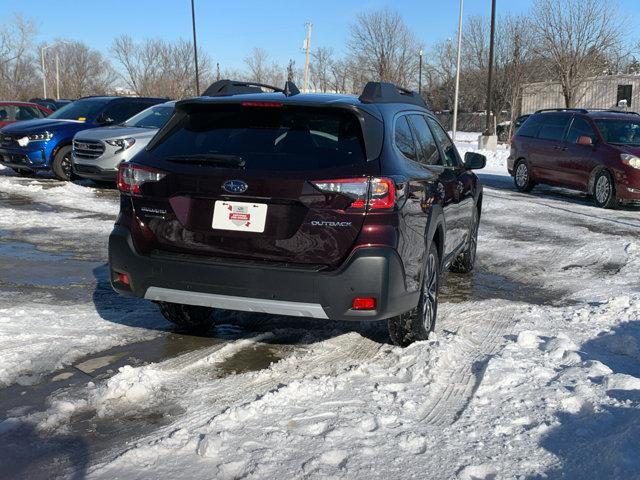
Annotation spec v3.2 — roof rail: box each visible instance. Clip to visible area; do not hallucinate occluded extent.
[534,108,588,114]
[202,79,300,97]
[600,109,640,115]
[358,82,427,108]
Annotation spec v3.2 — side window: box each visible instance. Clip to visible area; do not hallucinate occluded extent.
[517,115,543,137]
[567,117,596,144]
[408,115,441,165]
[395,115,417,161]
[537,114,572,142]
[15,106,40,120]
[0,105,16,121]
[426,117,460,167]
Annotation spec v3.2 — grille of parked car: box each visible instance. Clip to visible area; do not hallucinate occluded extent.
[73,139,105,159]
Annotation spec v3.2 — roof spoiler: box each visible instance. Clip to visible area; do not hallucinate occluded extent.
[359,82,427,108]
[201,79,300,97]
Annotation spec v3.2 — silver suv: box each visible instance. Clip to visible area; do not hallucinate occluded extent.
[72,101,175,182]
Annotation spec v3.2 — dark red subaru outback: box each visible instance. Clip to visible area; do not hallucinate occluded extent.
[109,81,486,346]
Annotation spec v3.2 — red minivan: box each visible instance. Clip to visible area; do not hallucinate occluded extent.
[508,109,640,208]
[0,101,52,128]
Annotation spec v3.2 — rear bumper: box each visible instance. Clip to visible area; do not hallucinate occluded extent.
[108,225,418,321]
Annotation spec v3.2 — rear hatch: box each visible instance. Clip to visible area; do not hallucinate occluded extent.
[126,101,382,268]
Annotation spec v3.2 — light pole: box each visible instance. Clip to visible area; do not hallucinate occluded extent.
[452,0,464,141]
[191,0,200,95]
[478,0,497,151]
[41,41,69,99]
[418,50,423,96]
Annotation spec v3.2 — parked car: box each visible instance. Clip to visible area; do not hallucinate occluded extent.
[108,80,486,346]
[0,96,166,179]
[72,101,176,183]
[0,101,52,128]
[28,98,72,112]
[496,114,530,142]
[508,108,640,208]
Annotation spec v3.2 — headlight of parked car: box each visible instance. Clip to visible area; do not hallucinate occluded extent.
[106,137,136,153]
[621,153,640,169]
[28,131,53,141]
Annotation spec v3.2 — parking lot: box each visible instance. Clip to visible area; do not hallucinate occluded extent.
[0,137,638,479]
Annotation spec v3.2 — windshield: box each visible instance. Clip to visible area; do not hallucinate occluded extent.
[595,118,640,146]
[48,99,110,122]
[123,105,174,129]
[149,105,366,172]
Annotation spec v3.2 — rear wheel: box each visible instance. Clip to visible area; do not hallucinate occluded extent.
[514,160,535,192]
[52,146,73,181]
[388,242,440,347]
[158,302,215,333]
[592,169,617,209]
[451,206,479,273]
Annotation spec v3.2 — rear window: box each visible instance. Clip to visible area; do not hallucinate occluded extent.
[149,105,366,171]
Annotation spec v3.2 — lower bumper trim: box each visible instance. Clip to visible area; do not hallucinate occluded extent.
[144,286,329,319]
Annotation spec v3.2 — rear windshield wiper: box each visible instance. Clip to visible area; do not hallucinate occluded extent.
[166,154,246,168]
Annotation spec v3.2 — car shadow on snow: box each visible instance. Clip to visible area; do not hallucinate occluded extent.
[0,421,88,480]
[91,263,392,346]
[530,319,640,479]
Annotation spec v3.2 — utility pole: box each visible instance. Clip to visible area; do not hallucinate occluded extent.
[418,50,423,96]
[303,22,312,93]
[452,0,464,141]
[41,47,47,99]
[55,53,60,99]
[191,0,200,95]
[479,0,497,151]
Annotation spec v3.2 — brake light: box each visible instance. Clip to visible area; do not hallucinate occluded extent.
[117,163,166,195]
[311,177,395,211]
[241,101,283,108]
[117,272,130,286]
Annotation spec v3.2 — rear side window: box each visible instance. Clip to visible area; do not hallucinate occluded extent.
[517,115,543,138]
[408,115,440,165]
[567,117,597,144]
[150,105,366,171]
[537,114,571,141]
[395,116,418,161]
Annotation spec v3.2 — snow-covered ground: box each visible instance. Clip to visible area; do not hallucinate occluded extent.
[0,137,639,479]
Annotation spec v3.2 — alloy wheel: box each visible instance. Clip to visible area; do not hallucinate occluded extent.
[595,175,611,204]
[61,154,72,179]
[515,162,528,188]
[421,252,438,332]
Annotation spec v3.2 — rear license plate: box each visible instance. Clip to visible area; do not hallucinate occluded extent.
[212,201,267,233]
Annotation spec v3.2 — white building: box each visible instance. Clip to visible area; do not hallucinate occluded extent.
[521,74,640,113]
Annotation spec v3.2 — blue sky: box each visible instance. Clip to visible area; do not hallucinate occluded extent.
[3,0,639,71]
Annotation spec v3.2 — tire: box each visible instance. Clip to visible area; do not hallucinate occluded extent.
[51,145,73,181]
[158,302,214,333]
[451,206,479,274]
[513,160,535,192]
[388,242,440,347]
[12,168,35,177]
[592,169,618,209]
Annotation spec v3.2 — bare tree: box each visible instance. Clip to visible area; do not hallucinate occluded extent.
[0,15,39,100]
[310,47,334,92]
[347,9,423,90]
[244,47,269,84]
[111,35,211,98]
[41,40,115,98]
[532,0,627,107]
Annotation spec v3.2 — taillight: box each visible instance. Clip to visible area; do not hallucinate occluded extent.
[117,163,166,195]
[310,177,395,211]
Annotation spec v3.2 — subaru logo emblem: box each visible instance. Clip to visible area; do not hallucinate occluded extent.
[222,180,248,193]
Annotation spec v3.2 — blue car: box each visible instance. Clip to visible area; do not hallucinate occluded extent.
[0,96,166,180]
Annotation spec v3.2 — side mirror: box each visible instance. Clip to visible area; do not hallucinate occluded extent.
[577,136,594,147]
[464,151,486,170]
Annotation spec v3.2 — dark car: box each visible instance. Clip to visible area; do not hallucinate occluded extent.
[508,109,640,208]
[0,101,52,128]
[0,96,165,179]
[497,114,530,142]
[108,80,485,346]
[29,98,73,112]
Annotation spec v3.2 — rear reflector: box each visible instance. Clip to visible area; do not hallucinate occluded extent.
[352,297,377,310]
[117,272,130,286]
[311,177,395,211]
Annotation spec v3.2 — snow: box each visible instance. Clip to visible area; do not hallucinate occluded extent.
[1,139,640,479]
